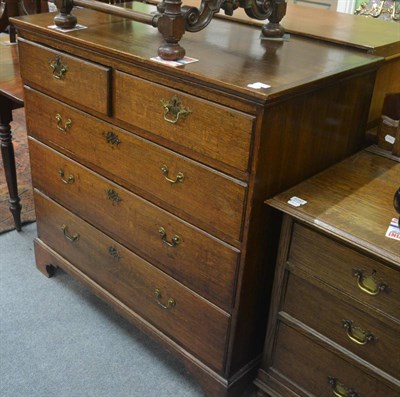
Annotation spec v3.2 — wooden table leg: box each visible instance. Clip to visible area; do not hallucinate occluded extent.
[0,98,22,231]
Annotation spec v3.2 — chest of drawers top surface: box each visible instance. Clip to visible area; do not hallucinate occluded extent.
[11,2,382,103]
[268,148,400,267]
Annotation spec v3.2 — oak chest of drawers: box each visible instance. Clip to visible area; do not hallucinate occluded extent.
[255,148,400,397]
[12,3,382,396]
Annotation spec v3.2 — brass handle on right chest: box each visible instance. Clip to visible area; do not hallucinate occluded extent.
[161,165,184,184]
[342,320,376,345]
[328,377,359,397]
[154,288,176,309]
[352,269,389,296]
[58,168,75,184]
[161,95,191,124]
[61,224,79,242]
[55,113,72,132]
[159,227,181,247]
[49,56,68,80]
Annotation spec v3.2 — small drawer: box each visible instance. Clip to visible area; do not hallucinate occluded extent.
[18,39,111,115]
[29,138,240,311]
[25,88,247,243]
[114,71,254,172]
[288,223,400,320]
[34,191,230,373]
[271,323,399,397]
[283,273,400,378]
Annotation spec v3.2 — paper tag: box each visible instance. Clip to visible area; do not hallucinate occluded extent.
[287,196,308,207]
[385,134,396,144]
[150,56,199,67]
[259,33,291,42]
[48,24,88,32]
[385,217,400,240]
[247,82,271,89]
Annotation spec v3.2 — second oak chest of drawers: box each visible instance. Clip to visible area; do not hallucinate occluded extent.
[13,3,382,396]
[255,148,400,397]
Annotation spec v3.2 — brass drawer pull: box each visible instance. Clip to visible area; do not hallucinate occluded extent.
[106,189,122,204]
[159,227,181,247]
[154,288,176,309]
[352,269,389,296]
[58,168,75,184]
[342,320,376,345]
[49,56,68,80]
[55,113,72,132]
[328,377,359,397]
[103,131,121,147]
[161,95,191,124]
[61,224,79,242]
[161,165,184,184]
[108,246,121,261]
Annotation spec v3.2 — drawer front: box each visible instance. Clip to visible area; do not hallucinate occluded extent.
[114,71,254,172]
[288,223,400,320]
[18,39,110,115]
[29,138,240,311]
[283,273,400,378]
[34,191,230,372]
[25,88,247,243]
[272,323,399,397]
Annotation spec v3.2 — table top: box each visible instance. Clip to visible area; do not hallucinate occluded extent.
[282,4,400,58]
[0,34,23,106]
[10,3,382,104]
[177,1,400,59]
[267,147,400,267]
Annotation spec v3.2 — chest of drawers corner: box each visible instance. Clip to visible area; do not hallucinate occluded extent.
[255,149,400,397]
[13,4,383,396]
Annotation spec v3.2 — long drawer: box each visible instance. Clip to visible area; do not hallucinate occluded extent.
[272,323,399,397]
[283,273,400,378]
[25,88,247,243]
[114,71,254,172]
[33,190,230,372]
[29,138,240,311]
[18,39,111,115]
[288,223,400,320]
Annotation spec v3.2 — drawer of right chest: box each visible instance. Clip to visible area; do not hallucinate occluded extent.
[273,323,399,397]
[25,88,247,243]
[288,223,400,320]
[283,273,400,378]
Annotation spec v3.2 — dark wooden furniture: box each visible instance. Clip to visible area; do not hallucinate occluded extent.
[180,1,400,130]
[0,0,48,42]
[12,4,382,396]
[0,34,23,231]
[52,0,287,60]
[255,147,400,397]
[0,0,27,42]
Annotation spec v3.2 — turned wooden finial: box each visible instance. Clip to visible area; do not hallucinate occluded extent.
[54,0,77,29]
[261,0,287,38]
[156,0,186,61]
